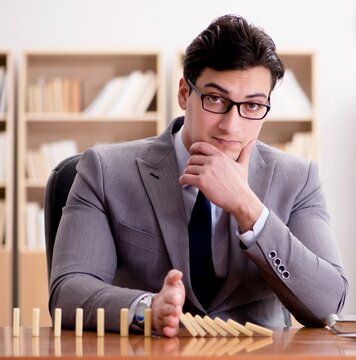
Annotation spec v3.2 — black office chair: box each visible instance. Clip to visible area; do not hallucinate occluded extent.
[44,153,82,283]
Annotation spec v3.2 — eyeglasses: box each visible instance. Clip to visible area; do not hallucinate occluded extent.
[187,79,271,120]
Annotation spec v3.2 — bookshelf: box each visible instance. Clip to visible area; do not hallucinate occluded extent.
[262,53,316,160]
[17,51,166,326]
[0,51,14,326]
[172,51,316,160]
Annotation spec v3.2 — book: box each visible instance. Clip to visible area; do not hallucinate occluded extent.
[83,76,125,117]
[26,140,78,181]
[326,313,356,334]
[270,69,312,119]
[0,66,7,113]
[272,131,314,160]
[84,70,157,117]
[0,132,6,182]
[69,78,82,113]
[135,70,157,115]
[0,200,5,246]
[106,70,144,117]
[26,202,40,250]
[27,77,82,113]
[25,202,46,250]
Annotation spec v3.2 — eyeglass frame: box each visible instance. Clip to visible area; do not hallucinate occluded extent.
[187,78,271,120]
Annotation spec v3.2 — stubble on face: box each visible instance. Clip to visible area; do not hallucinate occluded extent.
[180,67,271,161]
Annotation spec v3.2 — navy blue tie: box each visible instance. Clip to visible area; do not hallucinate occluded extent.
[189,190,220,308]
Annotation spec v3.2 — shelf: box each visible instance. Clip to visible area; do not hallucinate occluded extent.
[25,111,159,122]
[267,116,313,123]
[26,179,47,189]
[17,50,166,326]
[0,51,14,327]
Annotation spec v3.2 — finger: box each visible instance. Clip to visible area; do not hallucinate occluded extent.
[162,325,180,338]
[186,154,208,166]
[162,293,183,309]
[183,165,203,176]
[165,269,183,285]
[157,303,182,317]
[189,141,218,156]
[237,139,256,165]
[178,173,201,188]
[161,315,180,337]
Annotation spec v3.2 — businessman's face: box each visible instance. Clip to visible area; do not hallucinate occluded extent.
[179,66,271,160]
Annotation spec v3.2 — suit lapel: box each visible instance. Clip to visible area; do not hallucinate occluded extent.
[210,143,276,311]
[248,142,277,203]
[136,119,197,301]
[137,124,277,312]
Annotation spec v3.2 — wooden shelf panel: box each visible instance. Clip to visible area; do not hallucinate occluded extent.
[17,51,166,327]
[0,250,12,326]
[260,121,312,144]
[25,52,161,111]
[25,111,159,122]
[18,251,51,326]
[26,120,157,152]
[279,53,313,102]
[26,180,47,189]
[0,52,14,326]
[267,117,313,123]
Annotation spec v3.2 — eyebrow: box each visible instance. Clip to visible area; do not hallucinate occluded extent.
[202,82,268,100]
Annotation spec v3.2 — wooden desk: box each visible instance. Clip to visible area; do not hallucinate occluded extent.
[1,327,356,359]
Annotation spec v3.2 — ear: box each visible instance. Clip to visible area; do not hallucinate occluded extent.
[177,78,190,110]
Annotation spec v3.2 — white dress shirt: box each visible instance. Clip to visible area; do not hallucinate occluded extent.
[173,127,269,278]
[130,126,269,325]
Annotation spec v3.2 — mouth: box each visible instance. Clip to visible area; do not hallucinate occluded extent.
[212,136,241,146]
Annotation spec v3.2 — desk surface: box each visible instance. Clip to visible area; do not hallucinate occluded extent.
[1,327,356,359]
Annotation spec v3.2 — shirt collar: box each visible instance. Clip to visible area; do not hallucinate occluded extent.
[173,126,191,188]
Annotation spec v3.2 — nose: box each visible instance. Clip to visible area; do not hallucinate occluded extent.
[217,104,243,133]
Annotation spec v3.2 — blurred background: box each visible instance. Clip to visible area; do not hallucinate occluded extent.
[0,0,355,325]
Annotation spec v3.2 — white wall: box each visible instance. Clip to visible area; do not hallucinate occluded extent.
[1,0,356,314]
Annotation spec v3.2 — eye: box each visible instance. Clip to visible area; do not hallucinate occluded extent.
[243,102,264,111]
[206,94,226,105]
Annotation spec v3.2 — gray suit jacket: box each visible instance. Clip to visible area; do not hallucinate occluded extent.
[50,117,348,331]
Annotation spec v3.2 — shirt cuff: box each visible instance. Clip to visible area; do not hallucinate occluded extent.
[128,293,152,327]
[237,205,269,248]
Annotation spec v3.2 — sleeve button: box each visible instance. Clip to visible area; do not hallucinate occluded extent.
[277,264,286,273]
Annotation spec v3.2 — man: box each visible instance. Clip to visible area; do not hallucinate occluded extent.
[50,14,348,337]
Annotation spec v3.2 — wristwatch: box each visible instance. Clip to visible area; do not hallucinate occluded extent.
[134,294,155,326]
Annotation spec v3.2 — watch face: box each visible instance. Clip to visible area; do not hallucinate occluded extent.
[135,295,154,324]
[136,303,147,323]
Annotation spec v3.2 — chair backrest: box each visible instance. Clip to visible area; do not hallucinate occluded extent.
[44,154,82,283]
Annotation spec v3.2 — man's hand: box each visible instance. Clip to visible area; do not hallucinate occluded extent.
[152,269,185,337]
[179,140,262,232]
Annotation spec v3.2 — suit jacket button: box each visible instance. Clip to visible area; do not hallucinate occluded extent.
[273,257,282,266]
[268,250,277,259]
[282,271,290,279]
[277,264,286,273]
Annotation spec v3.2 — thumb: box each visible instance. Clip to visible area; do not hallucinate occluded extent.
[237,139,256,166]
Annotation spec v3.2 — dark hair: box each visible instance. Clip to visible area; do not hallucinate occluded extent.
[183,14,285,91]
